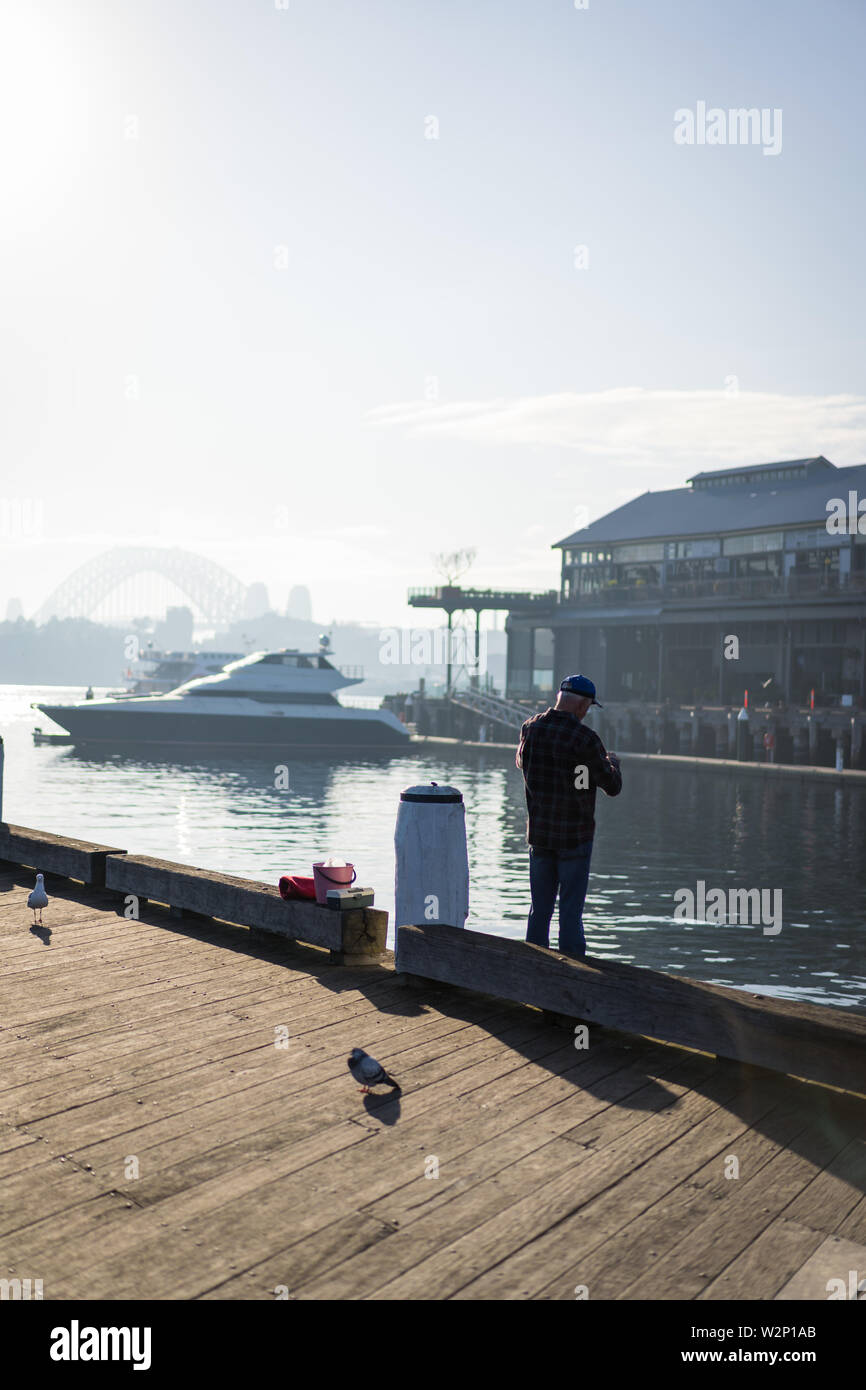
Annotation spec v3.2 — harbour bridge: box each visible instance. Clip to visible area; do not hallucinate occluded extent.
[34,547,249,627]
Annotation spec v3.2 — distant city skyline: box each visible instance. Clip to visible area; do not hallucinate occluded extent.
[2,0,864,629]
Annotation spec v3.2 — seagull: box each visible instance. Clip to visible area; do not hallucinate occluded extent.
[347,1047,400,1094]
[27,872,48,926]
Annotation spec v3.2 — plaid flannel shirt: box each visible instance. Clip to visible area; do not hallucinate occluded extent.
[516,708,622,850]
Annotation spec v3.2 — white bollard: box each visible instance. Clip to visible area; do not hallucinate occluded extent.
[394,782,469,945]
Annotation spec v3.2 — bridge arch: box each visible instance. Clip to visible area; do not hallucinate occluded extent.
[34,547,249,627]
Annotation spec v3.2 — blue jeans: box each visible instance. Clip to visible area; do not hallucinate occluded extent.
[527,841,593,958]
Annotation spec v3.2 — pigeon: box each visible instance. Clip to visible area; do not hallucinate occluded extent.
[27,872,48,926]
[347,1047,400,1094]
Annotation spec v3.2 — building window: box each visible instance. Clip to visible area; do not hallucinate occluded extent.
[722,531,784,556]
[571,548,612,565]
[785,528,841,550]
[613,542,664,563]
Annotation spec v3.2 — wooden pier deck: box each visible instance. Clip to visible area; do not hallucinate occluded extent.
[1,865,865,1301]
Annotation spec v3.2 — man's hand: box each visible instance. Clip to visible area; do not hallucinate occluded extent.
[608,751,620,767]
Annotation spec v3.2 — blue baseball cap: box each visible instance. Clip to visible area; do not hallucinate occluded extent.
[560,673,603,707]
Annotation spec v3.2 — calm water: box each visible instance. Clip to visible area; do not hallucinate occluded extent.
[5,685,865,1011]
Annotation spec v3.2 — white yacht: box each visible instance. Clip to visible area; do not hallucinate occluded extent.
[35,646,410,749]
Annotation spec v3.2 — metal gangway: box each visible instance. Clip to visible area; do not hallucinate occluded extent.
[447,688,536,732]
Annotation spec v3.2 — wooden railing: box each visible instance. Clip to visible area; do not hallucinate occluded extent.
[0,824,387,965]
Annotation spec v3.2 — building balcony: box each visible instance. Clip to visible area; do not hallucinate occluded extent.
[561,571,866,608]
[409,586,558,609]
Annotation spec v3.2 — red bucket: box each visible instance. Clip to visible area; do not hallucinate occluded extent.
[312,861,356,905]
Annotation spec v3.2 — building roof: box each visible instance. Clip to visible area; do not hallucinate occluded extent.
[686,456,834,486]
[555,458,866,549]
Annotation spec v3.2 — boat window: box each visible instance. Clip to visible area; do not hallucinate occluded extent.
[190,689,339,704]
[257,653,312,667]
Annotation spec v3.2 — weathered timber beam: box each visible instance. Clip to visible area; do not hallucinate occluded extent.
[104,853,387,961]
[396,922,866,1094]
[0,823,127,886]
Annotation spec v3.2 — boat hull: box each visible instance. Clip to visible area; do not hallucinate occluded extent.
[36,705,410,749]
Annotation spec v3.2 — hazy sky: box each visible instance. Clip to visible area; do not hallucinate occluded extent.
[2,0,865,629]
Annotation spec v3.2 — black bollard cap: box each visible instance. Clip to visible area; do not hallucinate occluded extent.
[400,781,463,804]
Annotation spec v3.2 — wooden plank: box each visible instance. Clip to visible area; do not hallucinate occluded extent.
[497,1093,815,1301]
[0,908,339,1003]
[0,894,124,931]
[104,853,386,960]
[701,1218,825,1301]
[0,1156,109,1238]
[0,1138,59,1180]
[26,1006,553,1156]
[139,1036,662,1228]
[836,1194,866,1245]
[396,922,866,1095]
[0,1124,41,1159]
[0,823,126,886]
[5,1035,638,1271]
[359,1046,717,1236]
[5,976,477,1141]
[292,1061,752,1301]
[357,1070,773,1301]
[6,1015,571,1292]
[779,1137,866,1235]
[626,1118,851,1300]
[1,1193,139,1270]
[4,977,417,1131]
[0,935,340,1034]
[0,961,375,1079]
[774,1232,866,1300]
[7,964,515,1139]
[0,930,287,1001]
[197,1212,397,1300]
[0,962,397,1071]
[0,985,383,1117]
[3,1011,522,1239]
[66,1008,519,1196]
[3,1013,563,1271]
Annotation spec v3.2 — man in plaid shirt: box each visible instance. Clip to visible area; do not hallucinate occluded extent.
[516,673,621,959]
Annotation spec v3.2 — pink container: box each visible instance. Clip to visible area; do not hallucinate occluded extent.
[312,860,357,905]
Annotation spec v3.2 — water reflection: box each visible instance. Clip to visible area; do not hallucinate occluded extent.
[3,685,864,1011]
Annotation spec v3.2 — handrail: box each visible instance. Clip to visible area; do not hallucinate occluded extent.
[563,572,866,606]
[448,689,533,729]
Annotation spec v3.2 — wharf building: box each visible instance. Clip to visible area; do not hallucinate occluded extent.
[505,457,866,766]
